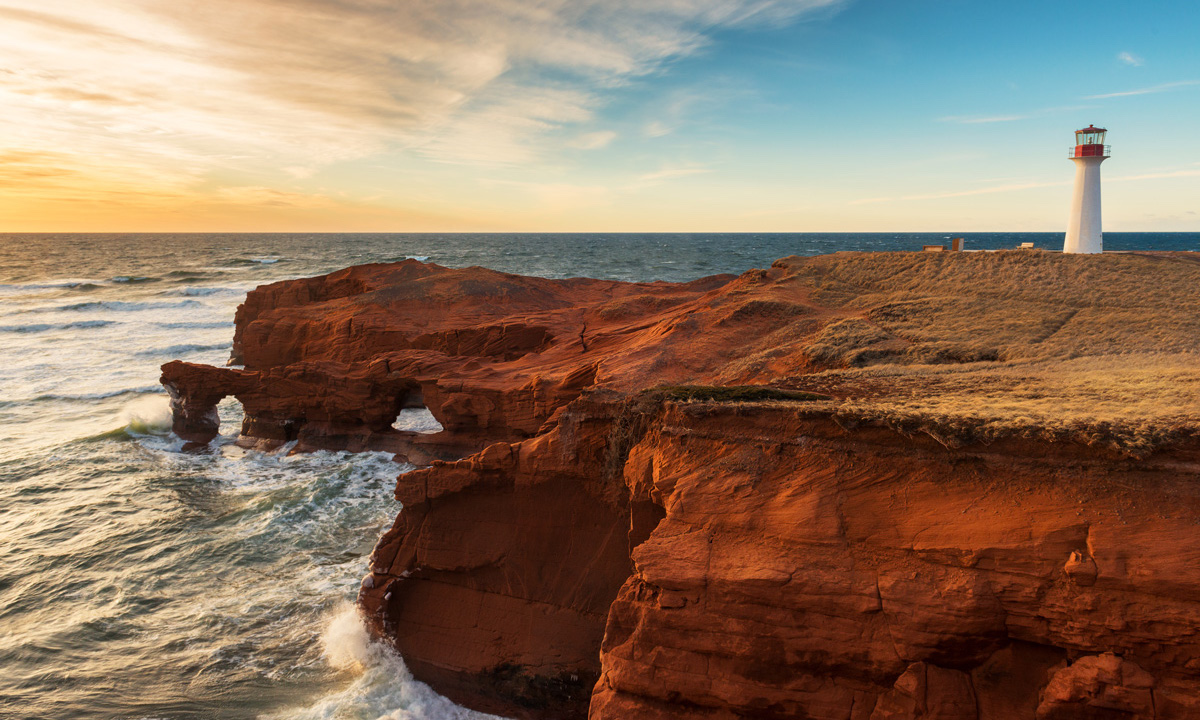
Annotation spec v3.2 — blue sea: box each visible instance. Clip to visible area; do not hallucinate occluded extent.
[0,232,1196,719]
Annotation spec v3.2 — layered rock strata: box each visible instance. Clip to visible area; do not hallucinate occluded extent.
[163,252,1200,719]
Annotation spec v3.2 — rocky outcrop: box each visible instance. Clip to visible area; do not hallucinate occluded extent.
[163,252,1200,719]
[161,260,732,457]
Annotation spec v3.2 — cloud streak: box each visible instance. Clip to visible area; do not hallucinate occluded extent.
[1084,80,1200,99]
[937,104,1094,125]
[0,0,847,188]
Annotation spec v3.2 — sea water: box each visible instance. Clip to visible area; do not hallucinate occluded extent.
[0,232,1195,719]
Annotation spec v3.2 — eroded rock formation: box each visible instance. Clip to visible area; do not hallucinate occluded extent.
[163,252,1200,719]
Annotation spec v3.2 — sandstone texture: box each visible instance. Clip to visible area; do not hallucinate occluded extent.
[162,251,1200,719]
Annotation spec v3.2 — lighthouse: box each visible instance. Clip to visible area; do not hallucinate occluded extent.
[1063,124,1110,254]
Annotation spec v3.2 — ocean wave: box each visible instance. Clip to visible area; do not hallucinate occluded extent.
[135,343,230,357]
[167,269,221,277]
[44,299,203,313]
[0,280,102,294]
[33,386,164,402]
[111,276,160,284]
[76,395,174,443]
[0,320,117,333]
[263,606,503,720]
[119,395,173,435]
[166,287,241,297]
[166,271,227,283]
[227,257,284,266]
[387,255,431,263]
[154,320,234,330]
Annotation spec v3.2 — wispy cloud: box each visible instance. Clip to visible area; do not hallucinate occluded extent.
[1084,80,1200,99]
[0,0,849,186]
[568,130,618,150]
[633,165,712,187]
[938,104,1094,125]
[1117,51,1144,67]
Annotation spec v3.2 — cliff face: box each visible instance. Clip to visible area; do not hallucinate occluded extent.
[163,252,1200,719]
[360,394,1200,720]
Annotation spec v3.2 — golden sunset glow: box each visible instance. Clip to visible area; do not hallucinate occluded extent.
[2,1,1197,231]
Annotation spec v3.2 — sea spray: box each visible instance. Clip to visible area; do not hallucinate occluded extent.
[322,604,375,671]
[269,605,506,720]
[119,394,174,436]
[392,408,444,434]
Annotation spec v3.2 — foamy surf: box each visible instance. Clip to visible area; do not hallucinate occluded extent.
[393,408,443,434]
[79,394,177,442]
[266,605,506,720]
[119,395,174,436]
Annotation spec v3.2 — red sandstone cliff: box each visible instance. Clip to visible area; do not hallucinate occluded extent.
[162,252,1200,719]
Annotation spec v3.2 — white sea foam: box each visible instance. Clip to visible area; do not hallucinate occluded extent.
[119,395,174,436]
[393,408,443,434]
[266,605,505,720]
[322,604,374,670]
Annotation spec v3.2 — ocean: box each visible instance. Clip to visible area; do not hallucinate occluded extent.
[0,232,1196,719]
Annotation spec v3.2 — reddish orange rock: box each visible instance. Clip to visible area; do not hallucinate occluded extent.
[162,253,1200,719]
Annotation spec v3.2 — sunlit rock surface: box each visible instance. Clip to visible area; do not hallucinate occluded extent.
[164,252,1200,719]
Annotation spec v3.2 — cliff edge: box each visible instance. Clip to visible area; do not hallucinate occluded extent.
[162,251,1200,719]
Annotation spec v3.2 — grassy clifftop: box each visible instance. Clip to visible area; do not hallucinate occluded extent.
[752,250,1200,453]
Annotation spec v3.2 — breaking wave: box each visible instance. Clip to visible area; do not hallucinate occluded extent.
[266,605,503,720]
[119,395,174,436]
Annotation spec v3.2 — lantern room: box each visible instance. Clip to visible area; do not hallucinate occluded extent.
[1070,124,1110,158]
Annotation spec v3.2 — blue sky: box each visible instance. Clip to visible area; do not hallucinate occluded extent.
[1,0,1196,231]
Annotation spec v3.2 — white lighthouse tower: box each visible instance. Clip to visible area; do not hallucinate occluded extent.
[1063,124,1110,254]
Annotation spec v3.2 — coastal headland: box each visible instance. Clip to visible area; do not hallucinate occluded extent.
[162,251,1200,719]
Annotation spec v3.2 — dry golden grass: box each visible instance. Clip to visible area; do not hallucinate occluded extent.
[757,251,1200,452]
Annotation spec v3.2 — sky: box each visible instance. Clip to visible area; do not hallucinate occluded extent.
[1,0,1198,232]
